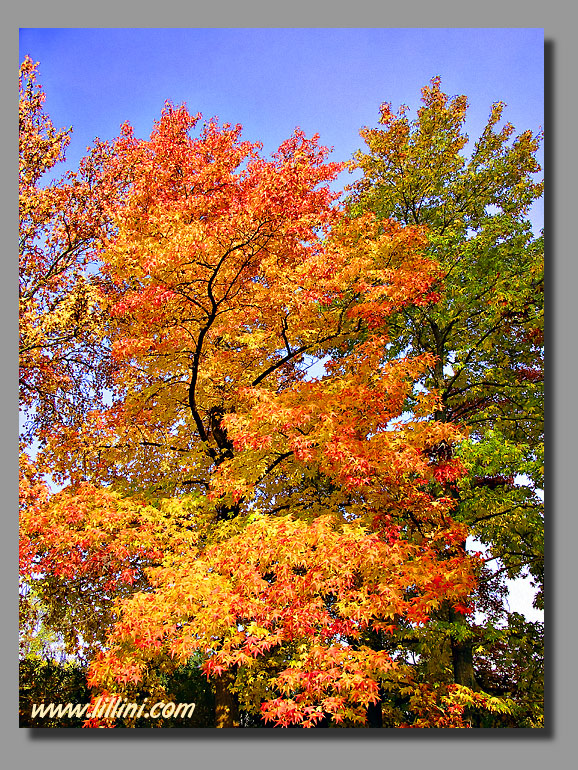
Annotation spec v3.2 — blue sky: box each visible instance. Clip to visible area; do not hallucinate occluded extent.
[19,28,544,230]
[19,28,544,621]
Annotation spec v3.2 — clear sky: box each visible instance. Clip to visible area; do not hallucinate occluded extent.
[18,28,545,621]
[19,28,544,229]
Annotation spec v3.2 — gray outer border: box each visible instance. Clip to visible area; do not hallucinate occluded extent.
[6,4,573,770]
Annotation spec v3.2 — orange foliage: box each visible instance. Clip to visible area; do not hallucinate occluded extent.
[20,95,479,727]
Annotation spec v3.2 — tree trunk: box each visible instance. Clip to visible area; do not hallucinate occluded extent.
[214,670,240,728]
[448,589,478,691]
[366,699,383,727]
[449,618,477,689]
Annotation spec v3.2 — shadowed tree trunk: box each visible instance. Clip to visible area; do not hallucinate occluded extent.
[447,539,478,691]
[366,699,383,727]
[214,669,240,728]
[449,601,477,690]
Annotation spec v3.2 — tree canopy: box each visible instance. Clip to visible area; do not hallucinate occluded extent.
[348,76,544,723]
[19,62,544,728]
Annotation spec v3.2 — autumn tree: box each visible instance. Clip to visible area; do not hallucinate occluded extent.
[347,76,544,720]
[19,57,130,447]
[19,58,137,663]
[20,89,491,726]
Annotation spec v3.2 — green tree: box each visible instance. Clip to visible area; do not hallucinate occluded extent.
[19,656,217,728]
[348,77,544,717]
[20,658,90,728]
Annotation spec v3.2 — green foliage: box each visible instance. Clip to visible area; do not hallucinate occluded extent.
[456,433,544,589]
[348,76,544,724]
[474,613,544,727]
[350,79,544,446]
[148,658,215,728]
[20,658,90,727]
[19,656,217,728]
